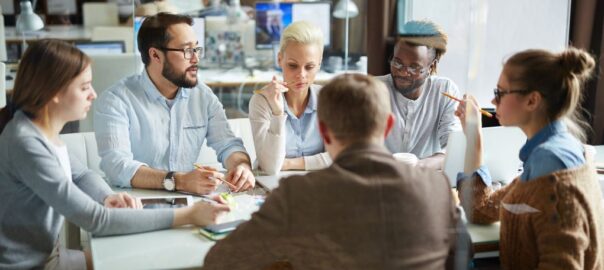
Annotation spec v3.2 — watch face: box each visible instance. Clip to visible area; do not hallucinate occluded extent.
[163,179,175,191]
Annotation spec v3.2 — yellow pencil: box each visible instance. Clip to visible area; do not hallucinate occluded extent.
[441,92,493,118]
[253,79,299,94]
[192,163,237,189]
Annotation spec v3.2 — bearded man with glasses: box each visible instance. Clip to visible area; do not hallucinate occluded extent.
[95,13,255,195]
[376,19,462,169]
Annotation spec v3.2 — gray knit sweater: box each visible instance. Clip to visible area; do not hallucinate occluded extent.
[0,111,174,269]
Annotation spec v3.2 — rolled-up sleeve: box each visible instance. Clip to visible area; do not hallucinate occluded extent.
[456,165,493,187]
[204,92,247,168]
[94,90,147,187]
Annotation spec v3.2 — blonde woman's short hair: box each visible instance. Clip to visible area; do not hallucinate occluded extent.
[279,21,324,53]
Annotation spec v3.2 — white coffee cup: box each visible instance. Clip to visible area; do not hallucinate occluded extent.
[393,152,419,166]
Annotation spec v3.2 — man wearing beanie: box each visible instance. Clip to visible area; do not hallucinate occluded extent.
[377,19,461,169]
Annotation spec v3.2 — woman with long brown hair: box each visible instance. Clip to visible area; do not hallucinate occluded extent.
[0,39,229,269]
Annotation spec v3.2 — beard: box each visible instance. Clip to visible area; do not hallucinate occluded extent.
[391,74,427,96]
[162,60,198,88]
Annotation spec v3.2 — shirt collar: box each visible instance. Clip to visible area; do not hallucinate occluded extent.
[519,120,566,162]
[284,84,318,117]
[306,84,319,112]
[141,69,190,102]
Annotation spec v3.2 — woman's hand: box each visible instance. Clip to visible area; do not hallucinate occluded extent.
[104,192,142,209]
[454,94,484,174]
[259,76,288,115]
[454,94,483,135]
[173,197,231,227]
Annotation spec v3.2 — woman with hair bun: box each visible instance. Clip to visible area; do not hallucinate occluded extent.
[455,47,604,269]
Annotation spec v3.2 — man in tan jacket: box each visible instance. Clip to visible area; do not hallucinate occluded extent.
[203,74,464,269]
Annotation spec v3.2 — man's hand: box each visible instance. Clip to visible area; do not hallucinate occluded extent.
[175,168,223,195]
[225,163,255,192]
[104,192,142,209]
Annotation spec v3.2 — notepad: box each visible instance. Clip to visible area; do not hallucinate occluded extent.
[199,228,230,241]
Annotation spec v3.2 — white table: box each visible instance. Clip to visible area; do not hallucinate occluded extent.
[5,25,92,43]
[90,187,264,270]
[90,170,500,269]
[199,67,360,88]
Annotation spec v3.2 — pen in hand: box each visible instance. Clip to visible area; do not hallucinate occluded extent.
[192,163,238,190]
[441,92,493,118]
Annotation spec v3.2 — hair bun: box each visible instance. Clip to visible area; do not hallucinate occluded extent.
[559,48,596,80]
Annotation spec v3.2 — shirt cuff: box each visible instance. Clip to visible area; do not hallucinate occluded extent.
[456,165,492,187]
[303,153,332,171]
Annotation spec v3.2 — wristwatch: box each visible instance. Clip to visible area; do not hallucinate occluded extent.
[163,171,176,191]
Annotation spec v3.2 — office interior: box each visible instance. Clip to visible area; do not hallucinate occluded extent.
[0,0,604,269]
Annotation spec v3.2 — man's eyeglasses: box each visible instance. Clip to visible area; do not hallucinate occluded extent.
[493,88,531,104]
[160,47,204,60]
[389,60,428,76]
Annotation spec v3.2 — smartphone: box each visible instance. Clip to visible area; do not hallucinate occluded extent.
[203,219,246,234]
[141,197,189,209]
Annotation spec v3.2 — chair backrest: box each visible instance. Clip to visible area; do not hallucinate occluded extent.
[83,3,119,27]
[60,132,104,178]
[0,62,5,108]
[81,53,143,132]
[91,26,135,53]
[197,118,256,169]
[443,126,526,186]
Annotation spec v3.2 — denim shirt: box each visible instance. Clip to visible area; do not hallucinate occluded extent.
[518,120,585,181]
[283,85,324,158]
[458,121,585,186]
[94,70,246,187]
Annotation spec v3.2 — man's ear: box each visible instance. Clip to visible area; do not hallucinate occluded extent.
[384,113,395,138]
[318,121,331,145]
[149,48,162,63]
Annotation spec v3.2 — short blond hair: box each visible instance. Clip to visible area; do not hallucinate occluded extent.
[318,74,392,143]
[279,21,324,53]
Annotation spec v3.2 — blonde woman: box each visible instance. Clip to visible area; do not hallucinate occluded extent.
[249,21,331,174]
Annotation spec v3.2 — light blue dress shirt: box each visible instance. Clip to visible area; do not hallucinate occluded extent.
[94,70,247,187]
[283,85,324,159]
[458,120,585,186]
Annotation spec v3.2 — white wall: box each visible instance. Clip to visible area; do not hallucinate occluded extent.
[404,0,570,108]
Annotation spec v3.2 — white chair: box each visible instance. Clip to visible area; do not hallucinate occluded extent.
[91,26,135,53]
[60,132,104,178]
[197,118,256,169]
[59,132,103,251]
[443,126,526,187]
[81,53,143,132]
[83,3,119,27]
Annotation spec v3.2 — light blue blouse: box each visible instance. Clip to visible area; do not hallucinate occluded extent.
[283,85,324,159]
